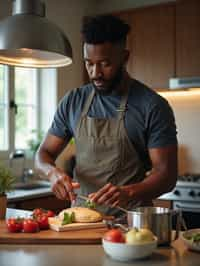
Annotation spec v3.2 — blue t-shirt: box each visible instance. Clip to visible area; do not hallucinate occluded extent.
[48,79,177,170]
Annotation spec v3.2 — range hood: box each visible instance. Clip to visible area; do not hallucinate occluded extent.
[169,77,200,90]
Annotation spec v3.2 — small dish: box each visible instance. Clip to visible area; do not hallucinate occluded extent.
[181,228,200,252]
[102,237,157,261]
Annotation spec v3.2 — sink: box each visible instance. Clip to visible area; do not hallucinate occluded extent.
[13,180,51,190]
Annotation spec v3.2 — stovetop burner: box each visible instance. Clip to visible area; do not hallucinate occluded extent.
[178,173,200,182]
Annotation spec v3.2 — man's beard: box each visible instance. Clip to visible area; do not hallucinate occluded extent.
[92,66,124,95]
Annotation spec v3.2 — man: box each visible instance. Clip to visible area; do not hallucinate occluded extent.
[35,15,177,215]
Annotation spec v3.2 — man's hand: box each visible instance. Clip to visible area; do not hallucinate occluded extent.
[88,183,133,208]
[48,167,80,202]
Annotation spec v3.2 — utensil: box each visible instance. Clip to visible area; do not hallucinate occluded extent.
[127,207,185,246]
[77,194,129,214]
[104,219,129,232]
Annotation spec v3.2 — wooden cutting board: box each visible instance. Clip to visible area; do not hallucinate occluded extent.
[48,217,106,232]
[0,220,108,244]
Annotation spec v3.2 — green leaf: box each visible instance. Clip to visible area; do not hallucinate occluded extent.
[61,212,75,225]
[192,233,200,243]
[69,138,75,145]
[84,199,96,209]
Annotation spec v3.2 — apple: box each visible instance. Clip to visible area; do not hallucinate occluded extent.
[125,228,138,244]
[125,227,154,244]
[135,228,154,242]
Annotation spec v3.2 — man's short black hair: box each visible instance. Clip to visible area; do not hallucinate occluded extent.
[81,15,130,44]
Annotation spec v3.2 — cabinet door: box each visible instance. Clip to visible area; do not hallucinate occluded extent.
[118,5,175,89]
[176,0,200,77]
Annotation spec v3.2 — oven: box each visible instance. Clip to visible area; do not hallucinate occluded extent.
[160,174,200,229]
[173,201,200,229]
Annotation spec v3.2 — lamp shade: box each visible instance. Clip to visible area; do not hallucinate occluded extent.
[0,0,73,68]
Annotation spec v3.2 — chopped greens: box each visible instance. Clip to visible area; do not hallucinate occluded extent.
[84,199,96,209]
[186,233,200,244]
[61,212,75,225]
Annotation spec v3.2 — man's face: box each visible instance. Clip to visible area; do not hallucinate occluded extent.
[83,42,128,93]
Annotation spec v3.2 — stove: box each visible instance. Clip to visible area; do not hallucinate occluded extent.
[160,174,200,201]
[160,174,200,229]
[178,173,200,184]
[174,174,200,202]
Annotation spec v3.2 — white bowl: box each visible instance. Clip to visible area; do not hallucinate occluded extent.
[181,229,200,252]
[102,238,157,261]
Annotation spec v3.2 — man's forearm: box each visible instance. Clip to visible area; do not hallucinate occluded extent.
[130,145,178,201]
[34,150,56,180]
[127,170,177,201]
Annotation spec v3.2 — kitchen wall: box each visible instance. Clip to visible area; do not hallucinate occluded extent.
[159,90,200,174]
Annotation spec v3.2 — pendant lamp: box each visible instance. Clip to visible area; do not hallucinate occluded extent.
[0,0,73,68]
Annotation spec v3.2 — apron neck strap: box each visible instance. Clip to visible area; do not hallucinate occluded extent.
[81,88,95,117]
[82,85,130,118]
[116,89,129,120]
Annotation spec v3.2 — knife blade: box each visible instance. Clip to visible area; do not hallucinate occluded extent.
[77,194,128,213]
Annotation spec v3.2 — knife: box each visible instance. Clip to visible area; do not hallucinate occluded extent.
[77,194,128,213]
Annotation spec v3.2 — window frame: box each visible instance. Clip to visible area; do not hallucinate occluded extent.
[0,65,9,154]
[0,65,57,160]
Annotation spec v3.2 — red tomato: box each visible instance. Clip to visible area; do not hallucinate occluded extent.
[46,210,55,218]
[36,214,49,230]
[23,218,39,233]
[32,208,55,218]
[32,208,44,217]
[6,217,23,233]
[104,229,125,243]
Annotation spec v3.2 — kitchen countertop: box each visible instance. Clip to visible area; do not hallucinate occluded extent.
[0,209,199,266]
[0,235,199,266]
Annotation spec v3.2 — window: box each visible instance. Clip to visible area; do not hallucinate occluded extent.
[0,65,57,158]
[15,67,38,149]
[0,65,9,151]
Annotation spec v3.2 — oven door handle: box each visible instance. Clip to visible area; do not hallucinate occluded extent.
[174,202,200,213]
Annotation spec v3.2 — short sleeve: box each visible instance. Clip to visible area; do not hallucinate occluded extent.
[147,97,177,148]
[48,92,73,142]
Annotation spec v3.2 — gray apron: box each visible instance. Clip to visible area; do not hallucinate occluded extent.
[73,86,148,215]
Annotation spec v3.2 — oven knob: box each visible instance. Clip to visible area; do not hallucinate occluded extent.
[173,190,180,196]
[188,190,196,197]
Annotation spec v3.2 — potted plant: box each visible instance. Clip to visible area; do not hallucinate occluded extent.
[0,164,15,219]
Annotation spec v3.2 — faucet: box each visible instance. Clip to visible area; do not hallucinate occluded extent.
[9,149,25,168]
[22,168,34,182]
[9,149,34,183]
